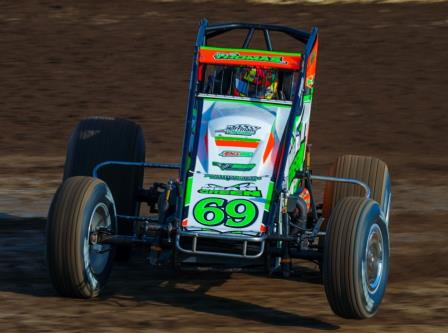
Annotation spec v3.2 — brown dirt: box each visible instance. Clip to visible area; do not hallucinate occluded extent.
[0,1,447,332]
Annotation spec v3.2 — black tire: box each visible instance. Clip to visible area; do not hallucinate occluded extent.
[323,197,390,319]
[46,176,117,298]
[64,117,145,260]
[323,155,391,220]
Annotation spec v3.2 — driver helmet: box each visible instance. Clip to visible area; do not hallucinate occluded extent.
[233,67,278,100]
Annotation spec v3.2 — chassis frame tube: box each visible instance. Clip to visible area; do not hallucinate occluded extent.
[310,174,371,199]
[92,161,180,178]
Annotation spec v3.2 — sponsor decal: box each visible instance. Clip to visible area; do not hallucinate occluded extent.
[204,174,262,181]
[215,124,260,136]
[193,197,258,228]
[212,162,256,171]
[213,52,287,65]
[198,182,262,198]
[306,74,315,89]
[219,150,254,158]
[215,135,260,148]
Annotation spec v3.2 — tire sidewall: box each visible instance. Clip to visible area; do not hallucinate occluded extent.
[354,202,390,317]
[79,181,117,296]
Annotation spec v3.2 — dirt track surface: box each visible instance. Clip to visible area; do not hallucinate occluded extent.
[0,1,447,332]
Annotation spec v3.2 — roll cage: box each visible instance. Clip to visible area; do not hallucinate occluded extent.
[204,22,311,48]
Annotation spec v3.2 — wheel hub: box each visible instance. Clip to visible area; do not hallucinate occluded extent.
[363,224,384,294]
[87,203,112,275]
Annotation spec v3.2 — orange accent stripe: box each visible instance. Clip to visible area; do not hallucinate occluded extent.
[305,37,318,88]
[215,140,259,148]
[263,133,275,162]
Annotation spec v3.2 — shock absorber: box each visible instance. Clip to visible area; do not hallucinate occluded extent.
[287,186,311,234]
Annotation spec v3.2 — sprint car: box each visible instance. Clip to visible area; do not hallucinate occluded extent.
[46,20,391,319]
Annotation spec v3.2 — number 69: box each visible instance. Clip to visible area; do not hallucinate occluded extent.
[192,197,258,228]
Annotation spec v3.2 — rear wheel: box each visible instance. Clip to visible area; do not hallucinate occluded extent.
[64,117,145,260]
[323,197,389,319]
[323,155,391,221]
[46,176,116,298]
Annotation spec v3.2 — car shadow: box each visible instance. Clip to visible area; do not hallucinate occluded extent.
[103,263,337,330]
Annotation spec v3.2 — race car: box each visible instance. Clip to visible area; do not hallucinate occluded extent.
[46,20,391,319]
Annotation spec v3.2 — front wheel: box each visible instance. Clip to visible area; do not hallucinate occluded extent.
[323,197,390,319]
[46,176,116,298]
